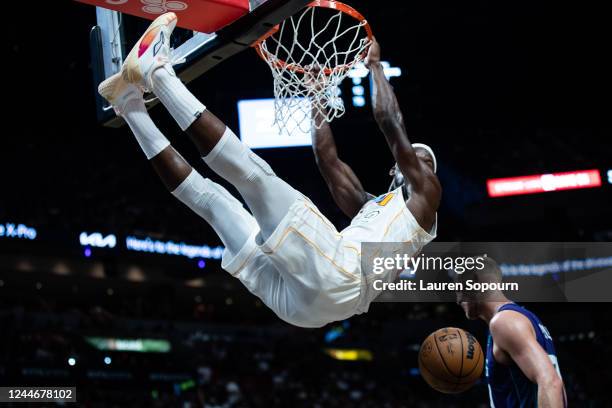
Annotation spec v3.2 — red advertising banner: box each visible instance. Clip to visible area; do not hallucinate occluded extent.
[487,170,602,197]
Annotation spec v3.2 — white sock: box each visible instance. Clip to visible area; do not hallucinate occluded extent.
[171,170,256,257]
[151,64,206,131]
[122,97,171,160]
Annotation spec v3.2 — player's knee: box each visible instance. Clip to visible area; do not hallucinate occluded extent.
[249,151,276,175]
[192,192,216,215]
[243,152,277,185]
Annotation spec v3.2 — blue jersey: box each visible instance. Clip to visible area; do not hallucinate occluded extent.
[486,303,562,408]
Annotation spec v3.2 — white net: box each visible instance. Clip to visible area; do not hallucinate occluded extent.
[256,4,371,135]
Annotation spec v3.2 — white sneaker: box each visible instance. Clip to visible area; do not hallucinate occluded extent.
[121,12,178,91]
[98,73,143,116]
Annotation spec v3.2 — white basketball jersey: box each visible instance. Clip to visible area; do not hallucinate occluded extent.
[344,187,438,315]
[341,186,437,244]
[224,187,437,328]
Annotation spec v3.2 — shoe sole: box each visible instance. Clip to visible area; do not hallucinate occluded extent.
[122,12,178,85]
[98,73,123,103]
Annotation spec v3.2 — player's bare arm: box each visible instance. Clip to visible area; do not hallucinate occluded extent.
[490,311,567,408]
[366,39,441,230]
[310,103,371,218]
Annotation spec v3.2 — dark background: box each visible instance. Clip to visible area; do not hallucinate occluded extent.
[1,0,611,406]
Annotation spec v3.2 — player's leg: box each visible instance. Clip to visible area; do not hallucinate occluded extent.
[190,108,301,241]
[98,74,255,258]
[120,12,300,240]
[151,63,300,240]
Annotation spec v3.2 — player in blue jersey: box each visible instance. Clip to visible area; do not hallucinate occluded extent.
[455,257,566,407]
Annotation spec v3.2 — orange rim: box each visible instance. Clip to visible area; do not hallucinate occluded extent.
[253,0,373,75]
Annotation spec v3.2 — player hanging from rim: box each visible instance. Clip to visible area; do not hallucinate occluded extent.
[455,257,567,407]
[98,13,440,328]
[310,37,440,224]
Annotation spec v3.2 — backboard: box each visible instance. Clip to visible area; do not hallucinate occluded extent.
[87,0,311,127]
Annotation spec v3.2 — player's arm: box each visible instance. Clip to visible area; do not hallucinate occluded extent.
[490,312,567,408]
[311,107,371,218]
[366,39,427,194]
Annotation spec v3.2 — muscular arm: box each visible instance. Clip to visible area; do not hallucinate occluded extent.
[490,312,566,408]
[311,108,370,218]
[366,40,440,229]
[367,43,426,194]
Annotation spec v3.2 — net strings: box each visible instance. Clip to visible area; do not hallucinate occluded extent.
[258,7,371,136]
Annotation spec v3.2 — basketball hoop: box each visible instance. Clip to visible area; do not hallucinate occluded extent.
[253,1,373,135]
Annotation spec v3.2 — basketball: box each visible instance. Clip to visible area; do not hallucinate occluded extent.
[6,0,610,405]
[418,327,484,393]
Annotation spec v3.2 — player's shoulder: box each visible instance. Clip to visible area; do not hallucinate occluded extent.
[489,308,535,341]
[412,172,442,213]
